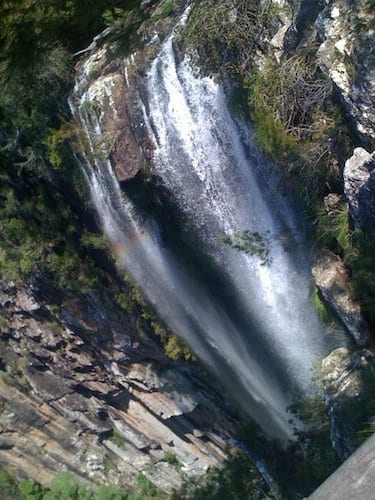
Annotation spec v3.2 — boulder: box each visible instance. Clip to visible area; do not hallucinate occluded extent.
[71,46,155,184]
[344,147,375,236]
[312,251,370,346]
[321,347,373,460]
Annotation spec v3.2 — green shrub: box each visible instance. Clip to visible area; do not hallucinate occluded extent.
[314,203,375,326]
[18,478,44,499]
[80,231,108,251]
[310,287,334,325]
[0,466,19,496]
[96,484,127,500]
[253,110,298,160]
[44,472,90,500]
[164,451,181,470]
[0,314,7,330]
[176,450,268,500]
[108,430,125,447]
[136,473,157,497]
[153,0,176,20]
[164,334,196,362]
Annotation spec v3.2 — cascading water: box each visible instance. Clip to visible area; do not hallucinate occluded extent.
[71,13,343,440]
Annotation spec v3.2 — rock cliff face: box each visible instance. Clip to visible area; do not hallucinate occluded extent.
[315,0,375,147]
[321,347,374,460]
[1,0,373,493]
[312,251,370,347]
[344,147,375,236]
[72,46,151,183]
[0,277,239,493]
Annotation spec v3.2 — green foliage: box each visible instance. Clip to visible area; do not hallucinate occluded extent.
[102,4,142,33]
[310,287,335,325]
[44,121,77,173]
[0,314,8,330]
[102,3,143,55]
[0,466,19,496]
[220,230,272,265]
[184,0,274,78]
[96,484,127,500]
[164,333,196,361]
[114,273,195,362]
[220,229,295,265]
[244,54,348,206]
[252,109,298,161]
[163,451,181,470]
[315,203,375,326]
[80,231,108,251]
[152,321,196,362]
[152,0,177,20]
[18,478,44,499]
[176,450,268,500]
[136,474,158,498]
[44,471,90,500]
[108,430,125,447]
[0,469,150,500]
[281,394,340,494]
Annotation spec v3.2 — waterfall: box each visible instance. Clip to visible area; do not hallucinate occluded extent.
[70,16,343,440]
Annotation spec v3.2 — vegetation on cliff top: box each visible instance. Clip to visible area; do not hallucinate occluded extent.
[0,468,166,500]
[185,0,375,329]
[0,0,194,363]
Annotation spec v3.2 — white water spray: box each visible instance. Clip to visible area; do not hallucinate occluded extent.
[71,15,342,439]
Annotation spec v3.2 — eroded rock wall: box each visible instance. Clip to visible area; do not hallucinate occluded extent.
[0,277,238,493]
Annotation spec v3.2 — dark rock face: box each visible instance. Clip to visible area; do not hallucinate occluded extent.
[344,148,375,236]
[321,347,373,461]
[71,48,153,183]
[312,251,370,346]
[0,277,241,492]
[283,0,324,52]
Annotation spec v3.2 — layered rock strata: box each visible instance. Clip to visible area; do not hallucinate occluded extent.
[312,251,370,347]
[0,277,239,493]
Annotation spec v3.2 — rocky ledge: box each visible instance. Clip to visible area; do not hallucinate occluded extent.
[0,277,241,493]
[312,251,370,347]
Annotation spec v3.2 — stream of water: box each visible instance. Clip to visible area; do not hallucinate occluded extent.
[71,16,342,439]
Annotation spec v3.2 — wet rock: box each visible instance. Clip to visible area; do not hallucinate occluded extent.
[71,46,154,184]
[344,147,375,236]
[312,251,370,346]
